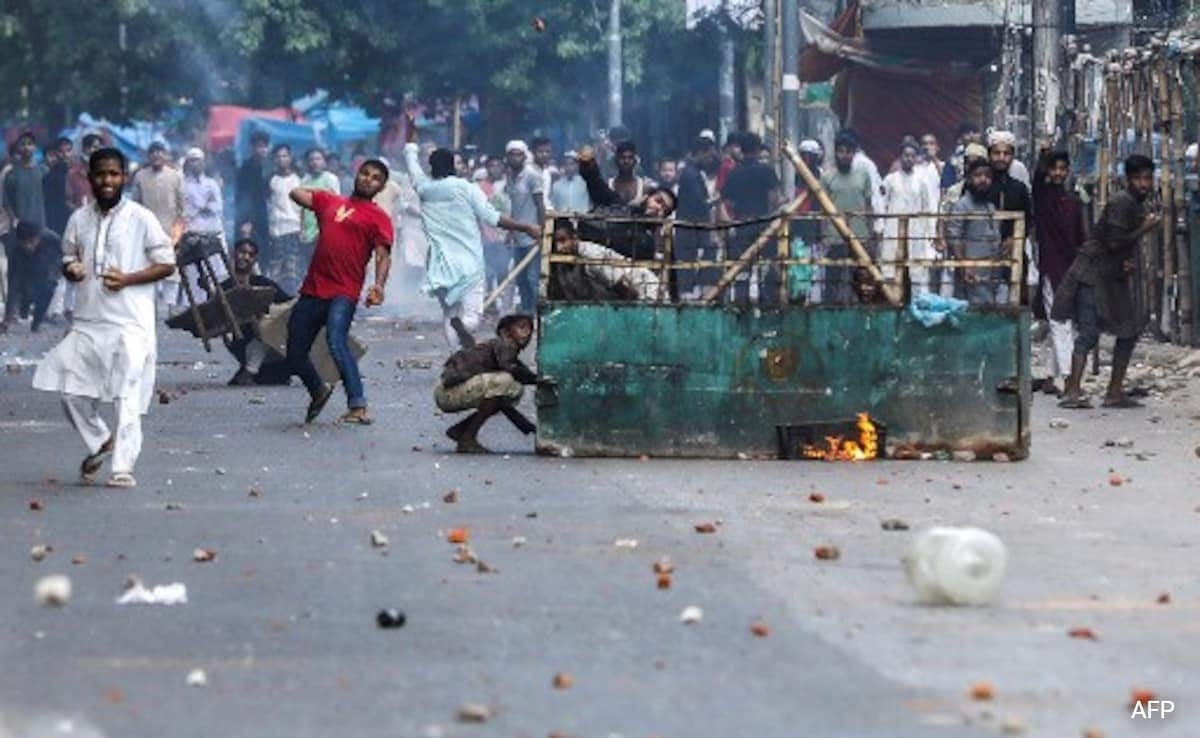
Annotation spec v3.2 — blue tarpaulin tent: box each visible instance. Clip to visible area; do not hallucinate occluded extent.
[234,101,380,163]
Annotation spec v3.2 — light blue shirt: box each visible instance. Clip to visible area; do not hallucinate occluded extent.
[405,143,501,305]
[551,175,591,213]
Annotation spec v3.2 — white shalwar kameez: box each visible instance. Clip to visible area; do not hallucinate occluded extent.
[880,168,936,293]
[33,198,174,475]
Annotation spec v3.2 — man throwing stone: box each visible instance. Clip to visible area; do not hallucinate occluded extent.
[287,160,393,425]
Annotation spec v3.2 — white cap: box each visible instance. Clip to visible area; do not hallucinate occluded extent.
[185,147,205,161]
[987,130,1016,149]
[699,129,716,142]
[505,140,528,154]
[798,139,822,155]
[563,149,578,159]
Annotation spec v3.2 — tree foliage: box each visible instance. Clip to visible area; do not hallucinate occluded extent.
[1,0,737,136]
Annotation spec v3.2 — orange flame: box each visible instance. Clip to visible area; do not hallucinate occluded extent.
[800,413,879,461]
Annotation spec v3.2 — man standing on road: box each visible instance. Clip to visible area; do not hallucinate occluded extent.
[1033,150,1086,396]
[504,140,545,313]
[32,148,176,489]
[236,131,272,246]
[267,144,304,291]
[1054,155,1159,410]
[3,131,46,229]
[130,141,184,238]
[404,130,541,349]
[287,160,393,426]
[1,221,61,333]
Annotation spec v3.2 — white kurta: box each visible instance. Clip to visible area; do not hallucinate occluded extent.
[880,169,936,289]
[33,199,174,414]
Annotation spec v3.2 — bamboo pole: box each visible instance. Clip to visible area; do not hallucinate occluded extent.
[1173,60,1193,344]
[780,141,903,305]
[897,216,909,301]
[660,220,673,303]
[702,190,810,302]
[1156,58,1176,339]
[1008,216,1025,306]
[778,217,790,305]
[484,242,541,311]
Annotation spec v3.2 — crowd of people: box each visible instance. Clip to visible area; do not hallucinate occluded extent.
[1,112,1159,479]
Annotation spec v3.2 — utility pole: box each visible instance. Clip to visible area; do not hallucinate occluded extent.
[718,17,736,145]
[119,21,129,118]
[763,0,777,153]
[607,0,623,128]
[1031,0,1062,153]
[780,0,800,199]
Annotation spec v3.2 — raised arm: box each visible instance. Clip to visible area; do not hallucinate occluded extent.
[290,188,316,211]
[403,142,430,191]
[576,146,622,208]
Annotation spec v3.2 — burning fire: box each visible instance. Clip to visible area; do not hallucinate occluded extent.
[801,413,880,461]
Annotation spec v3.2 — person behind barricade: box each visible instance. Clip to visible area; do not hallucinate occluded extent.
[436,313,539,454]
[943,120,982,190]
[656,157,679,193]
[674,136,720,299]
[608,141,654,207]
[575,144,677,262]
[503,140,545,313]
[405,124,542,350]
[985,130,1033,303]
[881,140,936,295]
[715,133,742,195]
[551,152,591,214]
[819,131,875,304]
[1053,155,1160,410]
[1033,149,1086,397]
[721,133,782,304]
[32,148,177,489]
[935,142,988,297]
[945,159,1004,305]
[549,219,660,302]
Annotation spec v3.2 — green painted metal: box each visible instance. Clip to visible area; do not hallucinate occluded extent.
[535,303,1031,459]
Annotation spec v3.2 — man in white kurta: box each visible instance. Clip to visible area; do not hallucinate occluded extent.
[881,143,936,294]
[33,149,176,488]
[403,142,540,349]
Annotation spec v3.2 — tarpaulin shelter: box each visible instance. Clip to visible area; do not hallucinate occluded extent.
[56,114,167,161]
[799,2,983,168]
[233,102,380,163]
[208,105,294,151]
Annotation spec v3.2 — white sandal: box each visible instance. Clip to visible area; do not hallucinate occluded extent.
[105,472,137,489]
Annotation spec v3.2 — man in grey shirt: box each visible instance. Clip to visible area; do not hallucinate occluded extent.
[3,131,45,227]
[504,140,544,312]
[945,159,1004,304]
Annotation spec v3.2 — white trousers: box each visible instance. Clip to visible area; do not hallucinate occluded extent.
[62,393,142,474]
[441,282,485,350]
[1041,278,1074,377]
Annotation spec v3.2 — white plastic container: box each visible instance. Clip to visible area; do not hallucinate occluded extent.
[902,527,1008,606]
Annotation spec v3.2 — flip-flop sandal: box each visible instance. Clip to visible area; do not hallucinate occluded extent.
[80,437,115,482]
[1102,396,1144,408]
[305,384,334,424]
[105,472,137,489]
[338,412,374,426]
[1057,396,1093,409]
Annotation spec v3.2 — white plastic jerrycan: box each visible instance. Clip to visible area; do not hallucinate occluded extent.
[902,527,1008,606]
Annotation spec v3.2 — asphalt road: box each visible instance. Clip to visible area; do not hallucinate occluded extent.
[2,307,1197,738]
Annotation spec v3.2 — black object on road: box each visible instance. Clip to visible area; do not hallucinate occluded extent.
[376,609,406,629]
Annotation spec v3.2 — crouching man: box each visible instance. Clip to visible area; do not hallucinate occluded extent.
[435,314,537,454]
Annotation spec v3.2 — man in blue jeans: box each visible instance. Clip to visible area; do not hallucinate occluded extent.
[288,160,394,425]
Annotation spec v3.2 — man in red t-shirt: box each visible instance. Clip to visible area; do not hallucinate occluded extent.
[287,160,393,425]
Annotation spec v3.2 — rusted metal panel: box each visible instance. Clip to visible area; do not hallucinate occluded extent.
[535,303,1030,459]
